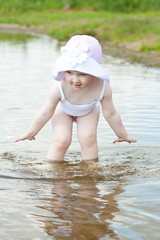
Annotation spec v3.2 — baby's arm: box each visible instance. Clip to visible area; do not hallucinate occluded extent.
[15,82,60,142]
[101,84,137,143]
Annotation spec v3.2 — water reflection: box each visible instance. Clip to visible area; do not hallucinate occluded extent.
[0,30,39,43]
[33,161,123,240]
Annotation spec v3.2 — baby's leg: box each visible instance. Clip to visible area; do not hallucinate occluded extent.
[77,106,100,160]
[47,109,73,161]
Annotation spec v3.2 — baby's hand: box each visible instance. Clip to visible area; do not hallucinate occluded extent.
[14,133,35,142]
[113,136,137,144]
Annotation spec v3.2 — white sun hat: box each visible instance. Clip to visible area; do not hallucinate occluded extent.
[52,35,110,82]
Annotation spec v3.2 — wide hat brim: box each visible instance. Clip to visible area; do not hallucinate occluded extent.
[52,55,110,82]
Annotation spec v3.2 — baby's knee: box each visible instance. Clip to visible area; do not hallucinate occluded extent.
[53,136,71,151]
[78,132,97,147]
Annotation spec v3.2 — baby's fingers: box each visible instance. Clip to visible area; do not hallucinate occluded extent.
[14,137,23,142]
[28,137,35,141]
[125,137,137,143]
[113,138,125,143]
[113,138,137,144]
[14,135,35,142]
[129,138,137,143]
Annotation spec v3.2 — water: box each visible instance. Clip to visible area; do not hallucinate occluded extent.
[0,30,160,240]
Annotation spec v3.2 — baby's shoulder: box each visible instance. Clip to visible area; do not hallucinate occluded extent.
[103,82,112,99]
[50,81,59,90]
[49,81,61,99]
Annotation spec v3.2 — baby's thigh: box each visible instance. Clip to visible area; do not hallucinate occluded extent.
[51,109,73,140]
[77,106,100,140]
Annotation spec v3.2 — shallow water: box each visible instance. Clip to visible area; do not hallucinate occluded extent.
[0,30,160,240]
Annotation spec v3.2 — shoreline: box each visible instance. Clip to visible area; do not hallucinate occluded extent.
[0,23,160,69]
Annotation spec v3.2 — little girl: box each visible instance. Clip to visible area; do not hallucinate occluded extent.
[15,35,137,161]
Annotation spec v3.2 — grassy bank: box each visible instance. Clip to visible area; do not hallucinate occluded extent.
[0,11,159,50]
[0,9,160,67]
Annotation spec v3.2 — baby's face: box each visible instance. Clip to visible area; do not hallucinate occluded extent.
[64,71,94,90]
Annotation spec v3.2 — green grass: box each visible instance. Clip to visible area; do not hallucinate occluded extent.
[141,43,160,52]
[1,0,160,12]
[0,11,160,48]
[0,5,160,53]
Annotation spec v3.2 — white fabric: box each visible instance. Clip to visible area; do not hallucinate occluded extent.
[52,35,110,82]
[53,56,110,83]
[56,81,107,117]
[61,41,88,67]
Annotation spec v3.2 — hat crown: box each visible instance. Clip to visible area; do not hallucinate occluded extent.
[53,34,109,82]
[66,35,102,64]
